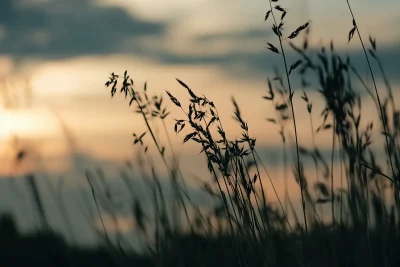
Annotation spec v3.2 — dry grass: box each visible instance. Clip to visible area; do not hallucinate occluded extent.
[103,1,400,266]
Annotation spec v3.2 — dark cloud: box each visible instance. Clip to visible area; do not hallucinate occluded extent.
[196,29,272,43]
[151,38,400,84]
[143,34,400,92]
[0,0,398,85]
[0,0,165,58]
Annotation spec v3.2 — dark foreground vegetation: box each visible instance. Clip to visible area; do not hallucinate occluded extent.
[3,213,400,267]
[3,0,400,266]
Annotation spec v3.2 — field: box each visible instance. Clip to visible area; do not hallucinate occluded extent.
[1,0,400,266]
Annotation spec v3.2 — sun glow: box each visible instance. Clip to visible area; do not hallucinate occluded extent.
[0,107,71,176]
[0,108,57,139]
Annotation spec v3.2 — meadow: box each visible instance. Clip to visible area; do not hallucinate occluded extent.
[1,0,400,266]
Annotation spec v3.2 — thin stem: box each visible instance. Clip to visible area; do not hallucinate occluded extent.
[269,0,308,235]
[255,150,292,231]
[85,172,111,246]
[309,111,324,219]
[135,95,191,231]
[331,120,336,229]
[346,0,395,187]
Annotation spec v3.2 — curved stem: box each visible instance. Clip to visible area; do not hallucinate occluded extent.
[346,0,395,185]
[268,0,308,236]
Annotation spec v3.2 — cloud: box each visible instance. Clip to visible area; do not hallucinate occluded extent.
[0,0,165,59]
[0,0,398,85]
[148,36,400,85]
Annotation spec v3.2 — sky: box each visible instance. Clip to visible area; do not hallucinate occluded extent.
[0,0,399,247]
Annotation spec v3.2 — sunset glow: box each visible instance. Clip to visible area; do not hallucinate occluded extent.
[0,108,57,139]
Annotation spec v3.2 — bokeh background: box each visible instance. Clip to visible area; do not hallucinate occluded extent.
[0,0,399,249]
